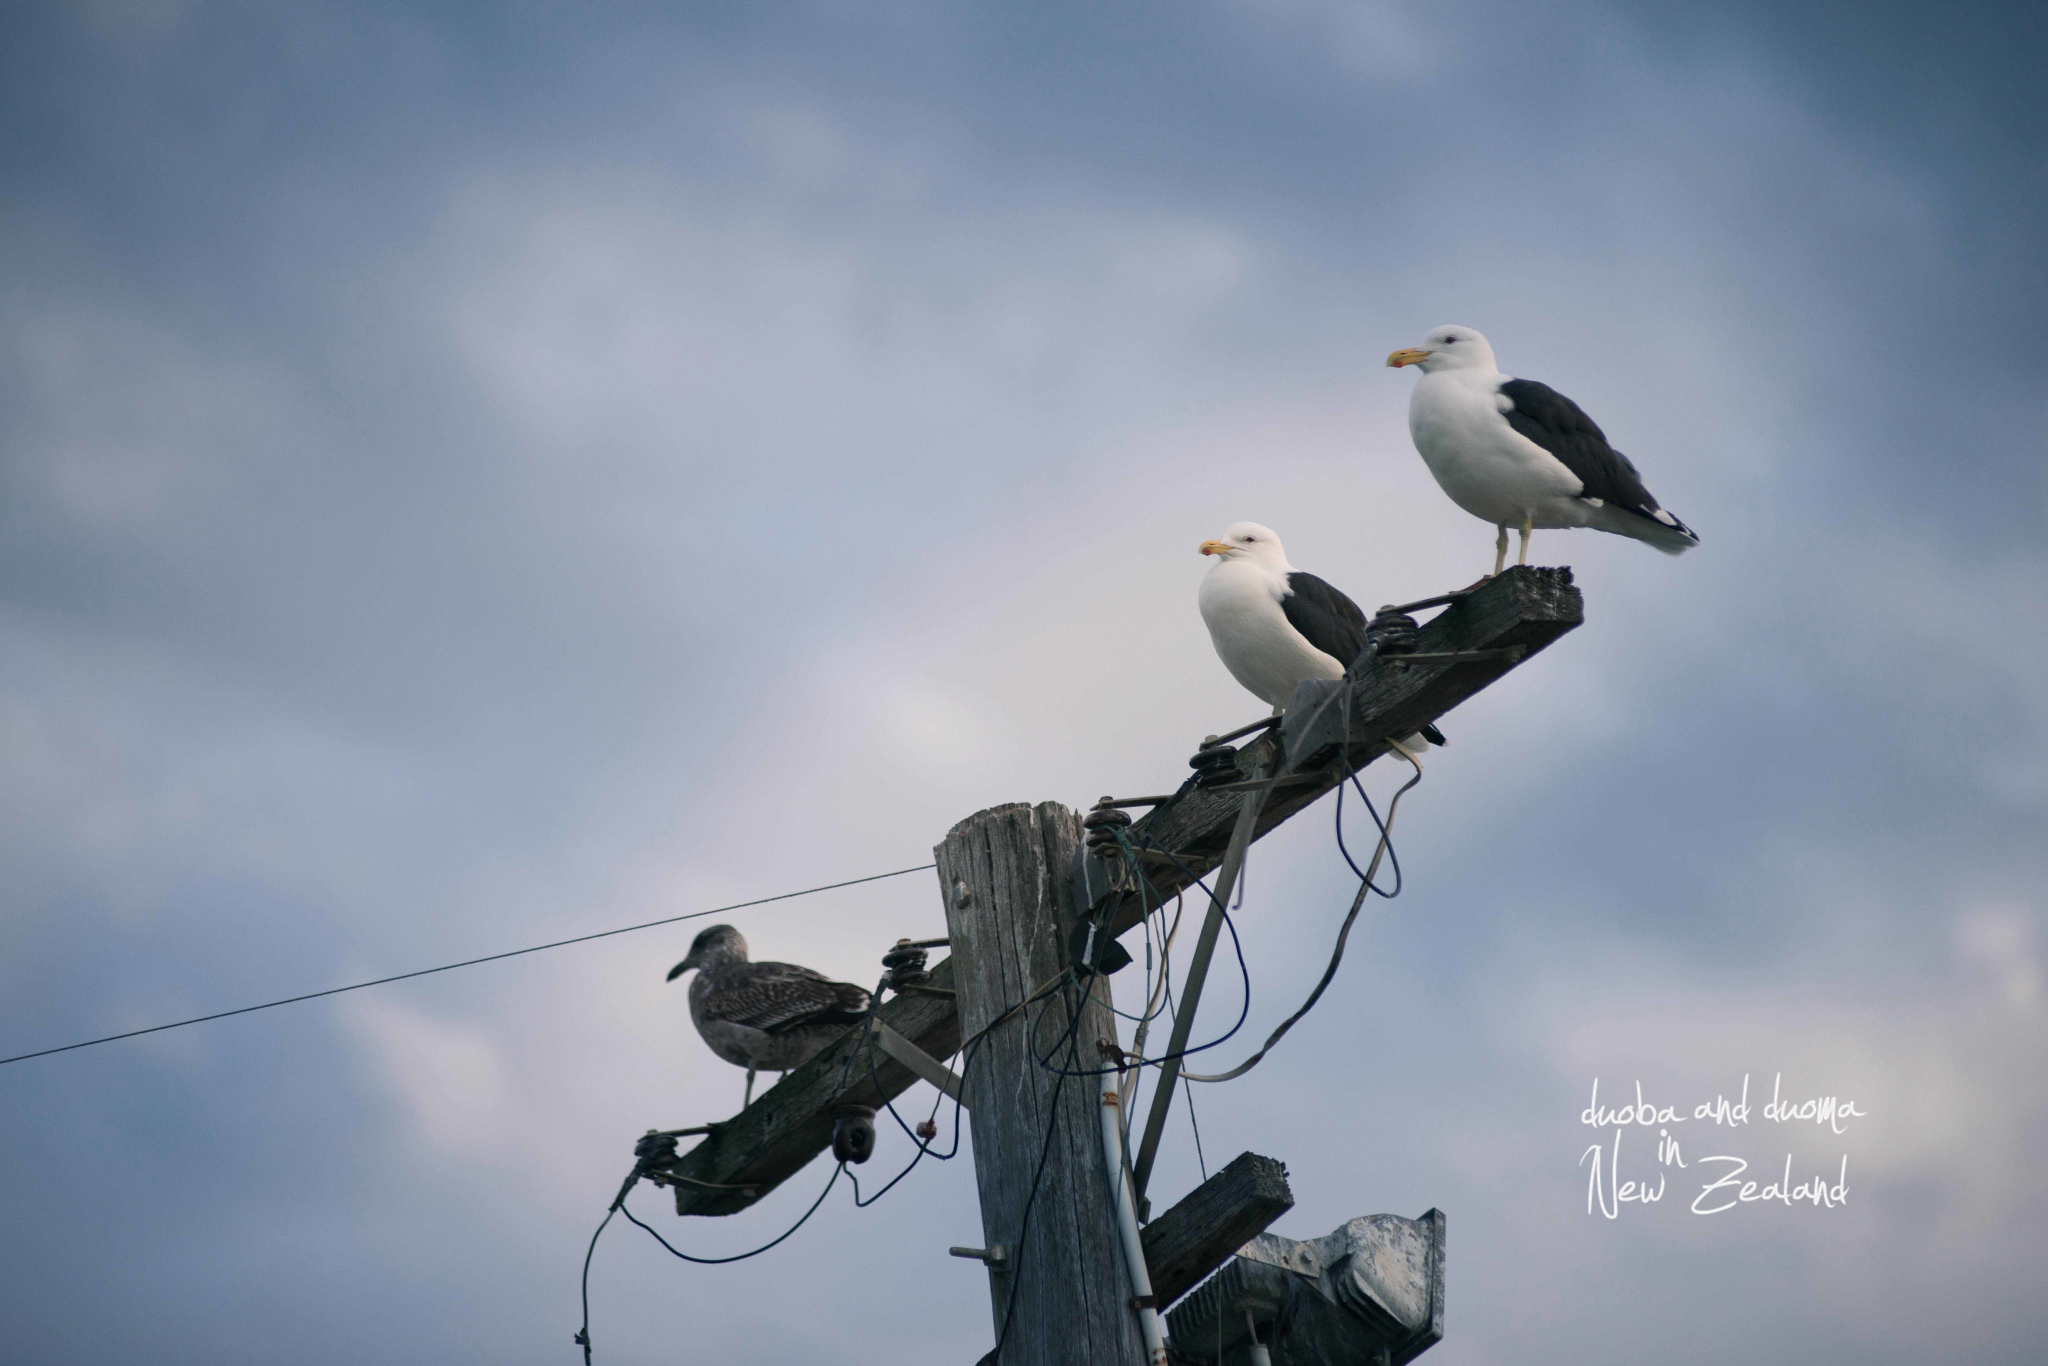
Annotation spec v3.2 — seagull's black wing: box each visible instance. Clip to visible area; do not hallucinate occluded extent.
[1281,571,1369,668]
[1497,378,1696,539]
[700,963,871,1035]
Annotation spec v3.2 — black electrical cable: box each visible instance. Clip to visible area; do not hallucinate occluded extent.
[1026,843,1254,1079]
[1183,748,1425,1086]
[846,1014,990,1208]
[617,1162,842,1264]
[1100,844,1175,1028]
[1334,766,1402,898]
[862,1012,974,1160]
[3,864,936,1068]
[574,1155,844,1362]
[581,967,1060,1360]
[574,1209,616,1366]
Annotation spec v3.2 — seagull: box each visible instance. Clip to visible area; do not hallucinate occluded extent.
[1198,521,1442,747]
[1386,326,1699,576]
[666,925,872,1108]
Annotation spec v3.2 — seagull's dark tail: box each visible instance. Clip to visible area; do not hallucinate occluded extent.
[1610,503,1701,555]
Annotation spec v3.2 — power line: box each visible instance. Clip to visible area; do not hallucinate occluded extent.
[0,863,937,1069]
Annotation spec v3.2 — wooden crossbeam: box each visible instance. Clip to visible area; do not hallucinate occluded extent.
[1140,1151,1294,1309]
[1094,566,1583,939]
[656,566,1581,1218]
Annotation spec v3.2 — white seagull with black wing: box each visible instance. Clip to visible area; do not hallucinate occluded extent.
[666,925,871,1107]
[1197,521,1441,746]
[1387,326,1699,576]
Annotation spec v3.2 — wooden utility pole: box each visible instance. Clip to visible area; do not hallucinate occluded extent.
[938,802,1147,1365]
[645,567,1584,1363]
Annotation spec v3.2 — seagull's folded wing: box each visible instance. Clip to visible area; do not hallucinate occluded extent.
[1497,378,1693,537]
[1280,571,1369,666]
[702,964,872,1034]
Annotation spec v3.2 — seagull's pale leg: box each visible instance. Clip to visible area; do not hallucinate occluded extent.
[743,1068,756,1108]
[1493,526,1508,577]
[1518,516,1532,566]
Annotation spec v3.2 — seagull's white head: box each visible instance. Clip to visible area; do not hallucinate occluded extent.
[1386,325,1497,375]
[667,924,748,981]
[1199,521,1291,572]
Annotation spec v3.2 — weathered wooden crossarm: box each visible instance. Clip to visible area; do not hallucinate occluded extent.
[1094,566,1582,939]
[661,953,962,1216]
[1141,1151,1294,1309]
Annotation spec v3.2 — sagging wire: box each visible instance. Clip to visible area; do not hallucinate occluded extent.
[1118,890,1186,1114]
[575,1151,845,1363]
[845,1004,1007,1207]
[1181,737,1424,1084]
[5,862,938,1069]
[578,951,1042,1361]
[1023,839,1254,1082]
[1334,756,1404,898]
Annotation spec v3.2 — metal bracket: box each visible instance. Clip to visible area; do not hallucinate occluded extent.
[1198,772,1328,795]
[872,1020,968,1107]
[950,1244,1008,1266]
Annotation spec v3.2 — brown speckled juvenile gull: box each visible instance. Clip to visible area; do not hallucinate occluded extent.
[665,924,871,1107]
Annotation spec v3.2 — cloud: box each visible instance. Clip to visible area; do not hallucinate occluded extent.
[3,2,2046,1362]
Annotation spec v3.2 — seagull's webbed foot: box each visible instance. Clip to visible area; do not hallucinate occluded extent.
[1493,526,1508,578]
[1517,516,1533,567]
[743,1068,756,1109]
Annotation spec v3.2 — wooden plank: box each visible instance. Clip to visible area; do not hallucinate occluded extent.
[662,947,962,1217]
[941,802,1147,1364]
[1140,1151,1294,1310]
[1095,566,1583,940]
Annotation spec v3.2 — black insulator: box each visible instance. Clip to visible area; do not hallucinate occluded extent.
[1420,722,1447,747]
[1083,804,1133,859]
[881,939,930,991]
[831,1105,877,1165]
[1190,742,1242,788]
[1364,608,1420,657]
[633,1130,680,1172]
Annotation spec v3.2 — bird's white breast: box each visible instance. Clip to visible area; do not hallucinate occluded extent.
[1198,560,1344,709]
[1408,371,1587,528]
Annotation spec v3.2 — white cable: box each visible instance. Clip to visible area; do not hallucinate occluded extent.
[1099,1088,1169,1365]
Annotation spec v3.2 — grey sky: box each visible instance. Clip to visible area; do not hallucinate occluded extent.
[3,3,2044,1363]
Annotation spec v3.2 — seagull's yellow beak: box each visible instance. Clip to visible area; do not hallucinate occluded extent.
[1198,540,1234,557]
[1386,347,1432,368]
